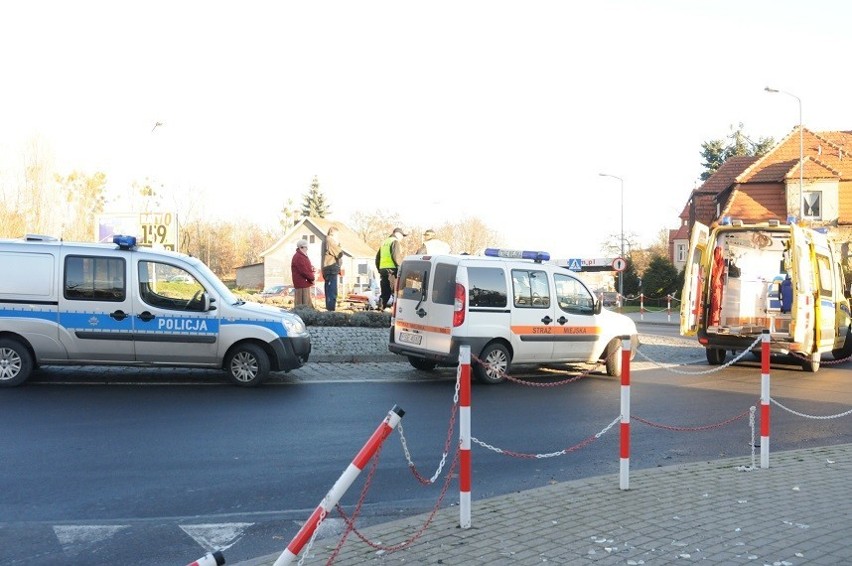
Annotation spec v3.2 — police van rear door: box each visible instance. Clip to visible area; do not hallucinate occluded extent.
[394,258,454,355]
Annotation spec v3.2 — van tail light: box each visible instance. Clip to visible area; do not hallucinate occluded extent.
[453,283,466,327]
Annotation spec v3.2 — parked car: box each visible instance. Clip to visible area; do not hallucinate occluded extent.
[260,285,293,298]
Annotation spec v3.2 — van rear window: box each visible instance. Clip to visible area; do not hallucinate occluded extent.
[398,260,431,301]
[432,263,458,305]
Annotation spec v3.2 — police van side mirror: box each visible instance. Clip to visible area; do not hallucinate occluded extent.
[204,293,217,311]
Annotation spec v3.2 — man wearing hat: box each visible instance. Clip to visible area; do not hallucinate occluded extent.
[416,228,450,255]
[375,227,407,310]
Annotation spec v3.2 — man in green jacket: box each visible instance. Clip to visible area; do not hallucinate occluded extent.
[375,227,407,310]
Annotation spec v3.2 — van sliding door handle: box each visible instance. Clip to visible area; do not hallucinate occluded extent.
[557,316,568,325]
[541,316,553,324]
[137,311,156,322]
[110,310,128,321]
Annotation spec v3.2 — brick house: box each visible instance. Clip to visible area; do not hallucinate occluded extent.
[670,127,852,273]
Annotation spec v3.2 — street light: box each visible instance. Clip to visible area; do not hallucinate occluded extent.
[598,173,624,304]
[764,86,804,221]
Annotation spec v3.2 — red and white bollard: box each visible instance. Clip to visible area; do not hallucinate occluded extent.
[619,335,632,490]
[186,551,225,566]
[639,293,645,321]
[666,294,672,322]
[760,331,771,468]
[459,345,471,529]
[273,405,405,566]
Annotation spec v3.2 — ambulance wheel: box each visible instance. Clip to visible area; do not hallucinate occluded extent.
[705,348,726,365]
[832,329,852,360]
[800,354,820,373]
[604,338,622,377]
[226,343,270,387]
[474,342,510,384]
[0,338,33,387]
[408,357,437,371]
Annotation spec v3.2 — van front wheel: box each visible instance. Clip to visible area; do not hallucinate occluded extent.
[0,338,33,387]
[474,343,510,384]
[604,338,622,377]
[226,343,270,387]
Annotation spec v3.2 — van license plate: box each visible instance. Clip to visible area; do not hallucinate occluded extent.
[399,332,422,345]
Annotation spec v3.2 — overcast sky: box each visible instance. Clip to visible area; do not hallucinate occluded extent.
[2,0,850,259]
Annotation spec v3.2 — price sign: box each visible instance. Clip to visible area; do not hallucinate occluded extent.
[139,212,178,251]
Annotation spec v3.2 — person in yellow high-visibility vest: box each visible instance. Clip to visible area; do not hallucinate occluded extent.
[375,227,407,310]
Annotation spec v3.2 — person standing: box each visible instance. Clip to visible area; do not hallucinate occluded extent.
[375,227,407,310]
[416,228,450,255]
[291,239,316,308]
[321,226,343,311]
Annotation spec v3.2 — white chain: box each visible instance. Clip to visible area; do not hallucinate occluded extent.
[396,363,462,484]
[471,415,621,458]
[736,406,758,472]
[635,335,763,375]
[770,397,852,420]
[297,501,327,566]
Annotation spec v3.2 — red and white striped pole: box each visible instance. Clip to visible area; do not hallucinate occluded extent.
[273,405,405,566]
[619,335,632,490]
[639,293,645,321]
[459,345,472,529]
[760,330,771,468]
[186,551,225,566]
[667,294,672,322]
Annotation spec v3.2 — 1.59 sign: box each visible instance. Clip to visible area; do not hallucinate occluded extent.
[139,212,178,251]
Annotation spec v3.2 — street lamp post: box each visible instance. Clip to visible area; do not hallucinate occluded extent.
[764,86,804,221]
[598,173,624,304]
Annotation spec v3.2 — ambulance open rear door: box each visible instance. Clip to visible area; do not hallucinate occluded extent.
[680,221,710,336]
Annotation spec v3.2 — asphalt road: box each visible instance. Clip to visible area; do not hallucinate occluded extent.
[1,330,850,565]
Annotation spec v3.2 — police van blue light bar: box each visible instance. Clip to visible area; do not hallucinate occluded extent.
[113,235,137,250]
[484,248,550,262]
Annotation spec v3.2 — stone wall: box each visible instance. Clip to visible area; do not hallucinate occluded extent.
[308,326,396,362]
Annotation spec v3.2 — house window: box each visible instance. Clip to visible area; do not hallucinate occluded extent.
[676,243,687,263]
[803,191,821,219]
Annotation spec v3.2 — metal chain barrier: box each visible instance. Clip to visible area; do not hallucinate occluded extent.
[634,334,762,375]
[788,350,852,366]
[770,397,852,420]
[633,405,755,432]
[736,406,758,472]
[397,364,460,484]
[333,445,461,556]
[471,353,607,387]
[471,415,621,459]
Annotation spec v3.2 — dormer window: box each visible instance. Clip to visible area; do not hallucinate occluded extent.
[803,191,822,219]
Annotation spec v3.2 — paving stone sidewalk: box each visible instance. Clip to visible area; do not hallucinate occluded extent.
[237,443,852,565]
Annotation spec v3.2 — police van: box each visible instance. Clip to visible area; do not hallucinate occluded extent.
[680,219,852,371]
[0,235,311,387]
[388,248,638,383]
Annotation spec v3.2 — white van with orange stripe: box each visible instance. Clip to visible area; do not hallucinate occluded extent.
[388,249,638,383]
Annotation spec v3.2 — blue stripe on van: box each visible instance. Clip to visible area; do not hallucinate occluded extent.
[221,317,288,337]
[0,307,57,322]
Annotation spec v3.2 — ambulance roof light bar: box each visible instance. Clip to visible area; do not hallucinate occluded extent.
[484,248,550,263]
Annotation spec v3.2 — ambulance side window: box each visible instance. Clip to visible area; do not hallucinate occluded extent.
[468,267,506,308]
[138,261,206,311]
[512,269,550,308]
[816,254,833,298]
[554,273,595,315]
[64,255,125,302]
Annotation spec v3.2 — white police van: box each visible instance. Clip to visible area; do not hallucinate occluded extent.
[0,235,311,387]
[388,248,638,383]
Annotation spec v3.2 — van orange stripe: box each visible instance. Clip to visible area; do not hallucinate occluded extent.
[396,320,452,335]
[511,325,601,336]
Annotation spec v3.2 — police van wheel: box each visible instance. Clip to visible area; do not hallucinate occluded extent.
[226,343,270,387]
[705,348,726,365]
[604,338,622,377]
[408,357,437,371]
[0,338,33,387]
[474,343,510,384]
